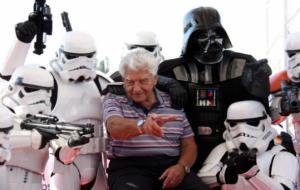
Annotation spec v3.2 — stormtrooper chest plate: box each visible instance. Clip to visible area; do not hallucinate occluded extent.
[51,74,102,123]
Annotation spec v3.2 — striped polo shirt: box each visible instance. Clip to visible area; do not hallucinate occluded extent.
[103,89,194,158]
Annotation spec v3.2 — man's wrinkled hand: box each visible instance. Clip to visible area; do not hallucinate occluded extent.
[159,164,185,189]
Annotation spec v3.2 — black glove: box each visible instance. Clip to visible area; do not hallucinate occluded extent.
[37,129,59,149]
[67,131,90,147]
[157,75,188,110]
[15,21,38,43]
[102,82,125,95]
[218,150,239,184]
[279,131,296,155]
[234,148,257,174]
[241,58,272,98]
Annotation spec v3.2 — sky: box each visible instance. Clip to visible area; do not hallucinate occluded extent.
[0,0,267,74]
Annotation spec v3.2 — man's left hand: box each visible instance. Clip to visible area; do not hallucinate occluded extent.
[159,164,185,189]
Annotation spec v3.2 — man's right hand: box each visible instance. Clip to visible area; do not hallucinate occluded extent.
[140,114,178,137]
[15,21,38,43]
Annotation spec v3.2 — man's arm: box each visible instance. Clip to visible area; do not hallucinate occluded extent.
[106,114,176,140]
[177,137,197,172]
[106,116,143,140]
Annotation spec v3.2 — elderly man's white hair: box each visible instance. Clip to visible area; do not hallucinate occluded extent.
[119,48,158,77]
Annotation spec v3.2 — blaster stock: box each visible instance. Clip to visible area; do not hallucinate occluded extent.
[29,0,52,55]
[280,80,300,116]
[20,114,94,147]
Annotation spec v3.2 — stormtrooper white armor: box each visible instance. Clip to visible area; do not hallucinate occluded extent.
[0,65,54,190]
[0,105,13,164]
[270,31,300,189]
[198,100,299,190]
[286,32,300,83]
[45,31,111,190]
[124,30,164,64]
[1,24,111,189]
[0,105,13,189]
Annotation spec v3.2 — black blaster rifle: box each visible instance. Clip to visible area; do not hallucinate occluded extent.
[20,114,94,147]
[279,80,300,116]
[29,0,52,55]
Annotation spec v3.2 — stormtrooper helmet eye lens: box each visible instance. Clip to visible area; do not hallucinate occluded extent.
[143,46,156,52]
[65,53,79,60]
[85,52,95,58]
[24,87,39,93]
[288,52,295,58]
[246,120,260,127]
[128,45,156,52]
[228,121,237,127]
[128,45,138,50]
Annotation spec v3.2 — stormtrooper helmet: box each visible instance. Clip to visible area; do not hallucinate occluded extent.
[224,100,272,151]
[124,30,164,64]
[2,66,54,118]
[51,31,98,82]
[285,31,300,83]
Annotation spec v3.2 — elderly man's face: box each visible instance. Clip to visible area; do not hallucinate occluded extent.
[123,68,157,104]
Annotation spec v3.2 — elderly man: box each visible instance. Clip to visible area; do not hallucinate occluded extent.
[103,48,209,190]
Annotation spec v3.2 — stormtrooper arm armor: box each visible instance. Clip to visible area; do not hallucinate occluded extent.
[9,129,42,150]
[197,143,227,188]
[0,132,11,164]
[0,106,13,164]
[0,40,30,77]
[237,150,298,190]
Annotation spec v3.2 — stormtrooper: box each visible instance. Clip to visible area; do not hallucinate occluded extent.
[0,106,13,165]
[1,65,55,190]
[0,105,14,189]
[198,100,299,190]
[124,30,164,63]
[0,21,111,189]
[269,31,300,188]
[158,6,271,171]
[110,30,164,81]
